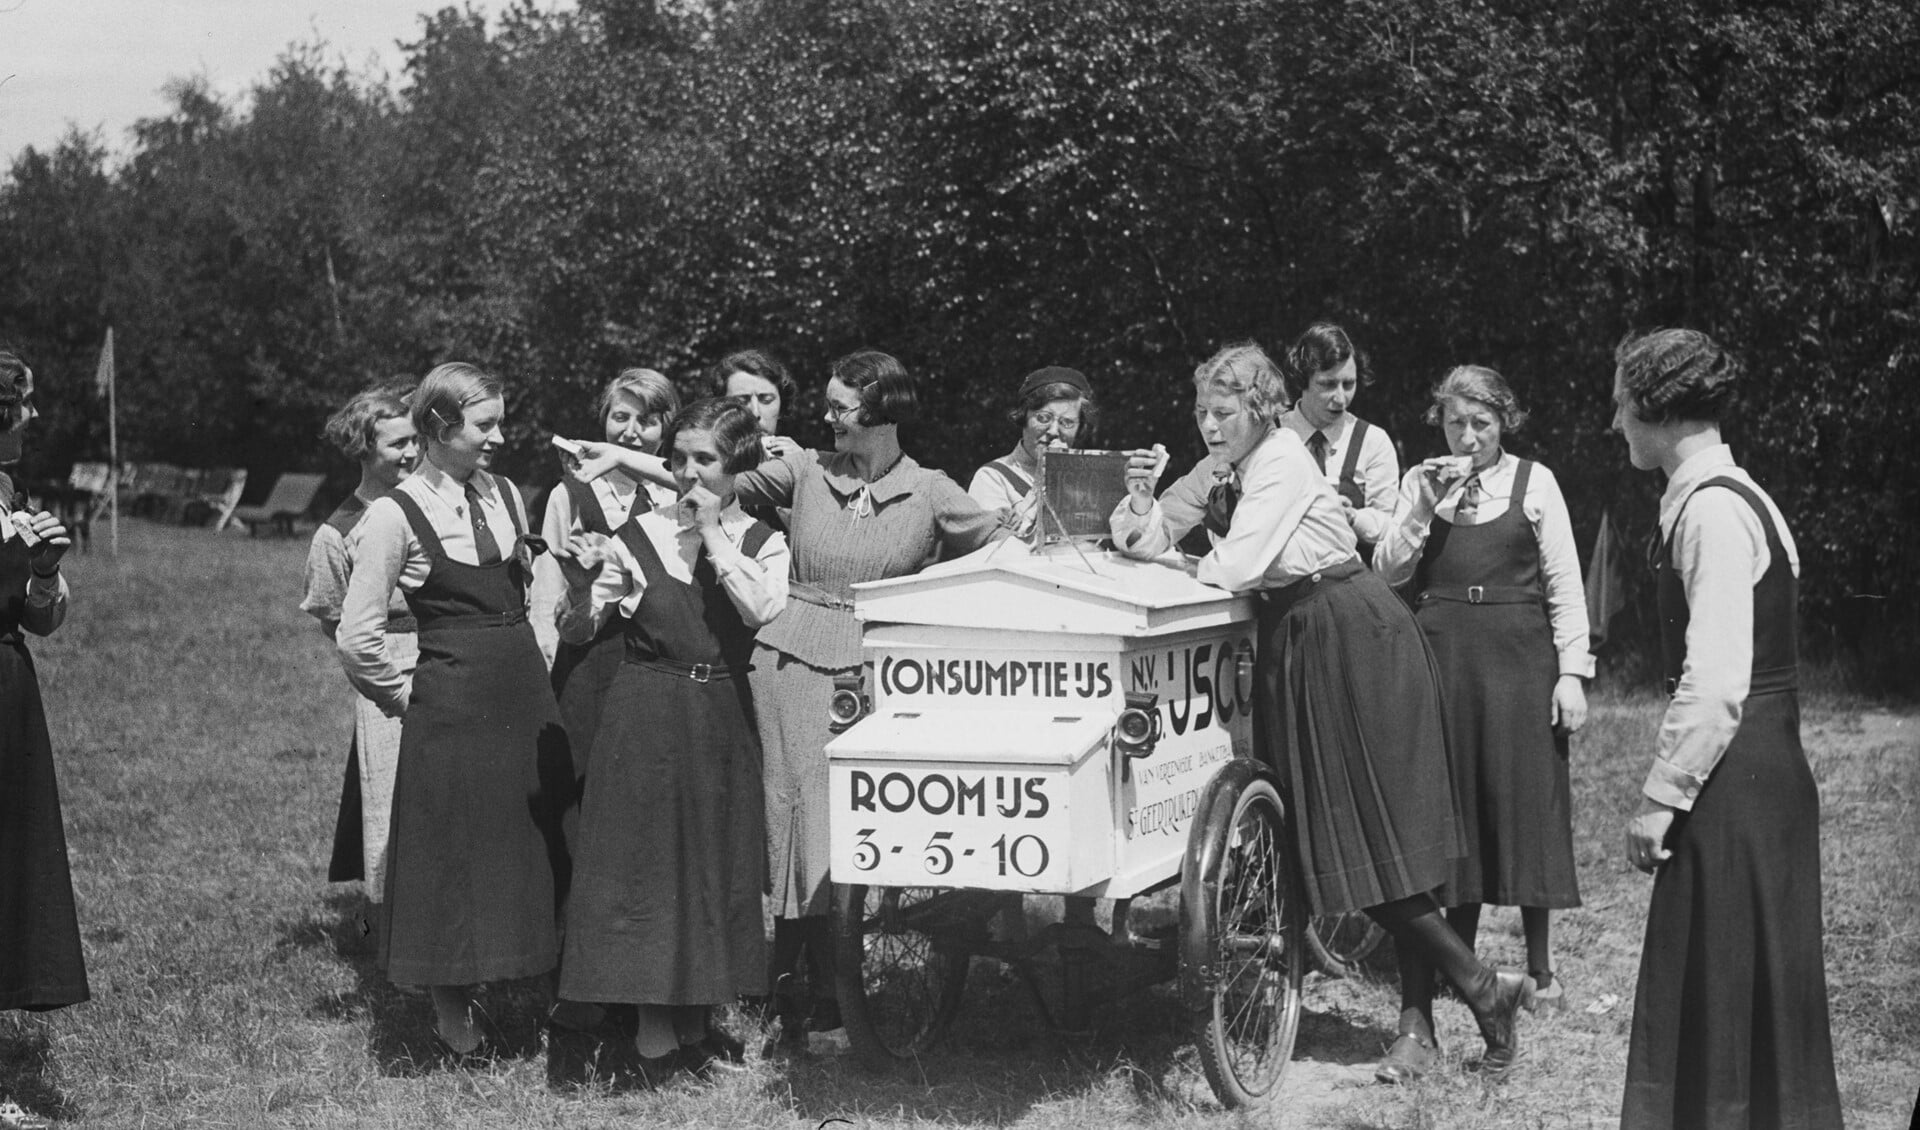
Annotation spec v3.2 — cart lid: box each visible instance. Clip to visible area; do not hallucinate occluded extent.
[851,542,1251,636]
[826,708,1113,765]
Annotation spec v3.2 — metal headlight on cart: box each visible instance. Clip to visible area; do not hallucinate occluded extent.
[1113,691,1163,760]
[1234,638,1257,703]
[827,674,870,732]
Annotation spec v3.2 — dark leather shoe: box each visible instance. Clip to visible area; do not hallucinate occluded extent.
[1472,971,1533,1077]
[1374,1032,1438,1085]
[701,1024,747,1064]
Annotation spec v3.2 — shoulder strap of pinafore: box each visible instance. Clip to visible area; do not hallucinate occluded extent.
[1508,458,1532,508]
[387,489,446,560]
[562,476,612,534]
[987,459,1033,500]
[740,520,775,559]
[1338,418,1370,488]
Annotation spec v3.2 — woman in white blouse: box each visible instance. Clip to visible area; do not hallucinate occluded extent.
[1111,342,1533,1082]
[1611,330,1839,1130]
[967,365,1095,537]
[337,362,567,1061]
[550,397,788,1080]
[1373,365,1590,1078]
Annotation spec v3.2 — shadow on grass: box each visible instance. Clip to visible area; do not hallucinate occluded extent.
[769,954,1402,1123]
[0,1016,75,1123]
[275,888,558,1079]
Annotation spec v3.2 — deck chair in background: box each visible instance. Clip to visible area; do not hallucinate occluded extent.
[188,468,248,531]
[231,472,326,536]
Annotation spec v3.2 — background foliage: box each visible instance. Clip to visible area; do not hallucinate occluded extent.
[3,0,1916,687]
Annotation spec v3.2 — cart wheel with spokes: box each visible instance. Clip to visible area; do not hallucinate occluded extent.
[1179,758,1304,1109]
[1306,910,1389,979]
[834,883,976,1070]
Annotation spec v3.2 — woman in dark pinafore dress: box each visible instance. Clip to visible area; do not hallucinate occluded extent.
[1610,330,1840,1130]
[1374,366,1592,1079]
[1112,343,1533,1084]
[337,362,568,1059]
[530,369,680,780]
[0,350,85,1129]
[553,398,786,1078]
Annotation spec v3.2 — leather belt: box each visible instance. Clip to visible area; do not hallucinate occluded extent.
[626,650,738,684]
[1416,584,1540,606]
[1665,664,1797,698]
[421,608,528,631]
[789,581,856,613]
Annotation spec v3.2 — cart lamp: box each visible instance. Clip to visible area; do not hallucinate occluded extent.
[827,674,870,731]
[1234,638,1257,703]
[1114,691,1162,760]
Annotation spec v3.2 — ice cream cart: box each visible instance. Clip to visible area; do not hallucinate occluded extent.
[822,539,1305,1108]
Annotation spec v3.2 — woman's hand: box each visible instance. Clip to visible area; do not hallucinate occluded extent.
[20,510,70,577]
[1411,456,1470,519]
[760,434,800,461]
[1624,797,1676,873]
[1123,445,1169,515]
[1551,674,1588,734]
[677,485,726,533]
[555,530,611,588]
[1009,491,1040,536]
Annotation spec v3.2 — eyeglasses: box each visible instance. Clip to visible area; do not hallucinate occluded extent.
[1029,410,1080,431]
[826,400,863,422]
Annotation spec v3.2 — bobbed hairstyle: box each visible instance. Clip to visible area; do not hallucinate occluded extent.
[1613,329,1740,424]
[661,397,765,475]
[1193,341,1289,424]
[1282,321,1372,400]
[323,382,414,461]
[707,348,798,407]
[412,362,504,441]
[831,349,920,427]
[599,367,680,425]
[1424,365,1528,433]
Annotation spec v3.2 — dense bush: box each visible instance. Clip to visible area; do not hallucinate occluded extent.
[3,0,1915,689]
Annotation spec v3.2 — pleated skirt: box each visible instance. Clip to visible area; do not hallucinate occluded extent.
[1622,690,1842,1130]
[559,662,768,1004]
[1255,565,1463,915]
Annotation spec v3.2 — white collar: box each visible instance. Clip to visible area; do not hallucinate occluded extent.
[1658,444,1739,541]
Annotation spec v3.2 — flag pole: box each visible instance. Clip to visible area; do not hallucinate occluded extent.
[98,327,118,556]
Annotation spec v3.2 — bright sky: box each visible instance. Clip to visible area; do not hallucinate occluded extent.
[0,0,571,162]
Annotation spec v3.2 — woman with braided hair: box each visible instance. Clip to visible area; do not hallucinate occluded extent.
[1610,329,1840,1130]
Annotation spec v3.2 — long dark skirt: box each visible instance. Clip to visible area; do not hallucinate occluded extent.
[559,663,768,1004]
[1255,564,1463,915]
[1622,691,1842,1130]
[0,640,88,1011]
[382,621,565,986]
[1420,598,1580,909]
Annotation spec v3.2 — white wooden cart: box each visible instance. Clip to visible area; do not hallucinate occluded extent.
[823,540,1305,1107]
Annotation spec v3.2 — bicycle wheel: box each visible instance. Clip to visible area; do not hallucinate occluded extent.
[1180,762,1303,1109]
[1306,909,1388,979]
[834,884,973,1069]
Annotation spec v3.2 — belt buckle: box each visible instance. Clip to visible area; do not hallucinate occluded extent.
[1467,585,1485,604]
[689,663,713,684]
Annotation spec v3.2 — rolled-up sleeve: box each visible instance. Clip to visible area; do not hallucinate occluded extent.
[1644,492,1767,810]
[1111,458,1212,560]
[337,499,415,717]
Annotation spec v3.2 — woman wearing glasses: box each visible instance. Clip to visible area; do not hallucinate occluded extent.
[566,350,1008,1048]
[968,366,1096,537]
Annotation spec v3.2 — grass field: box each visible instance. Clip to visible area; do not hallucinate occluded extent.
[2,519,1915,1129]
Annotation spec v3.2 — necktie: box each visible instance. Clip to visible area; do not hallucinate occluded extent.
[1307,430,1329,473]
[464,480,502,565]
[1203,478,1239,538]
[1455,475,1482,523]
